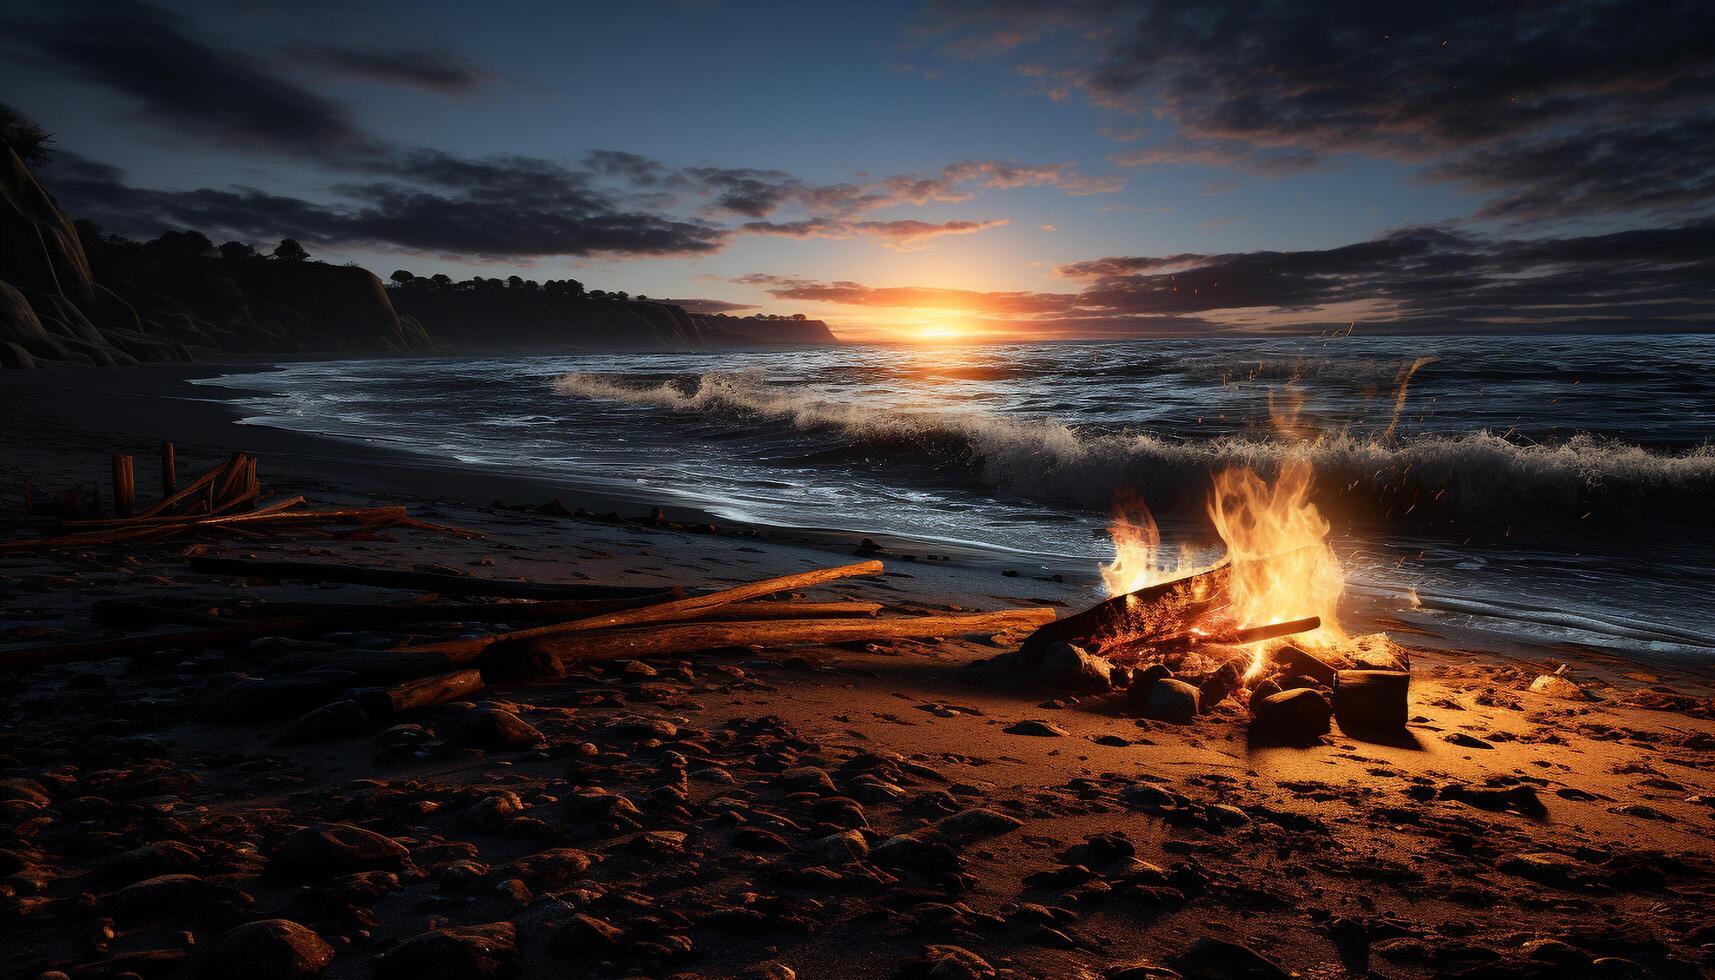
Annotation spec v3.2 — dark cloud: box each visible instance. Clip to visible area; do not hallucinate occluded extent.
[13,2,378,160]
[284,43,489,94]
[44,152,728,260]
[739,217,1009,250]
[680,166,802,218]
[923,0,1715,221]
[737,221,1715,336]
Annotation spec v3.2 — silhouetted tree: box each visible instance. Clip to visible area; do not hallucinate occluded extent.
[150,230,215,260]
[219,241,257,262]
[429,273,452,288]
[506,275,524,289]
[0,103,53,166]
[272,238,309,262]
[390,269,415,287]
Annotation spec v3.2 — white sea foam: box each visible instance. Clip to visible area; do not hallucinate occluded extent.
[554,371,1715,518]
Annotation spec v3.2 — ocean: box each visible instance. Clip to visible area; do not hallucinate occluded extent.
[197,334,1715,658]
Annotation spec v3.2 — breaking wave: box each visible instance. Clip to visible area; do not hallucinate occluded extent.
[553,370,1715,523]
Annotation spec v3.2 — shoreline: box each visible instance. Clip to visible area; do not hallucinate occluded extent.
[6,359,1714,668]
[4,360,1074,577]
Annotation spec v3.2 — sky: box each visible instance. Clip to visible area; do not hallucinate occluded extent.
[3,0,1712,342]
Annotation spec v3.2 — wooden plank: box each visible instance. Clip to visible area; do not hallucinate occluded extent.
[160,441,176,496]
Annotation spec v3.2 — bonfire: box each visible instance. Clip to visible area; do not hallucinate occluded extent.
[1015,459,1409,739]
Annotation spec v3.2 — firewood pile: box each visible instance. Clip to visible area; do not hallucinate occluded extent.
[4,444,477,552]
[0,556,1057,742]
[1003,561,1412,744]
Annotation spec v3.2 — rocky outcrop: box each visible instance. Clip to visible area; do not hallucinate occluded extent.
[0,145,98,308]
[0,146,192,368]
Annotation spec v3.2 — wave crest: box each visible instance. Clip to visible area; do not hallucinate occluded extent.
[553,371,1715,522]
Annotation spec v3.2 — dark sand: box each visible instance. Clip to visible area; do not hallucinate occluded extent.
[2,364,1713,979]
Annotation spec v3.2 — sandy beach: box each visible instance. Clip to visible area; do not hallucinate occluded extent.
[3,364,1714,979]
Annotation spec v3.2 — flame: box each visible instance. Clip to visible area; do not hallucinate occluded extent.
[1209,460,1346,677]
[1099,490,1193,596]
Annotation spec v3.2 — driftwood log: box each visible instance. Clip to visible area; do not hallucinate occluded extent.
[187,556,677,600]
[514,607,1059,676]
[400,559,887,661]
[1016,562,1232,659]
[356,669,484,718]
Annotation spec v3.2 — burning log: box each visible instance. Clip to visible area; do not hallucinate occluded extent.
[186,556,676,601]
[1104,615,1321,662]
[512,607,1058,677]
[398,560,887,661]
[1015,562,1232,662]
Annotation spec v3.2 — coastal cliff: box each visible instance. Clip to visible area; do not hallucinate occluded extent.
[692,313,839,345]
[0,148,838,367]
[0,146,189,368]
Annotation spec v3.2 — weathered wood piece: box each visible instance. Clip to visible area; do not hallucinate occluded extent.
[689,600,882,620]
[118,456,230,520]
[160,441,176,496]
[516,607,1058,675]
[111,454,135,517]
[186,556,680,600]
[401,560,886,661]
[66,494,305,530]
[356,669,484,718]
[1332,669,1410,731]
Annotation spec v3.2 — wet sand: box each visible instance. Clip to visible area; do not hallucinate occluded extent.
[2,364,1713,978]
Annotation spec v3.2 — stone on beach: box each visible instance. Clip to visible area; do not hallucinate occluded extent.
[1036,641,1116,693]
[1130,678,1200,724]
[1170,937,1292,979]
[937,808,1025,839]
[1004,719,1068,737]
[202,919,334,979]
[1530,673,1592,700]
[268,822,411,883]
[1250,688,1331,740]
[375,922,520,979]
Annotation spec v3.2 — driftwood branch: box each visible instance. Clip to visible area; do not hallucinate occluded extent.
[186,556,677,600]
[514,607,1058,675]
[400,560,886,661]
